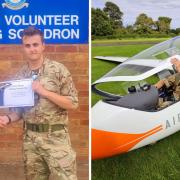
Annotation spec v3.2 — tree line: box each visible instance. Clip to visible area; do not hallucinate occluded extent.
[92,2,180,39]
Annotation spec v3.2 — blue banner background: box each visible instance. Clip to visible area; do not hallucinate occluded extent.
[0,0,89,44]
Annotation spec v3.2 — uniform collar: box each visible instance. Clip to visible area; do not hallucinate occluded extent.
[25,58,49,78]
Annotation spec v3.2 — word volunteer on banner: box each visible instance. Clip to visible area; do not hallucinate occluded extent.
[0,0,89,44]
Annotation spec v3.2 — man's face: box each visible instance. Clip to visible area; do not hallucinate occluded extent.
[171,58,180,72]
[22,35,45,62]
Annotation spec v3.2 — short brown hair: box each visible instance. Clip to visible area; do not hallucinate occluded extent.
[21,26,44,42]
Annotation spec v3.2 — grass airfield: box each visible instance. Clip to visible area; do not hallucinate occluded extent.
[91,40,180,180]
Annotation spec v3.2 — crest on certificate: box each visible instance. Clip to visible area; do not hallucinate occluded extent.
[2,0,29,10]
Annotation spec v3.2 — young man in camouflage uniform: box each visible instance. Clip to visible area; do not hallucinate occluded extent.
[0,26,78,180]
[155,58,180,108]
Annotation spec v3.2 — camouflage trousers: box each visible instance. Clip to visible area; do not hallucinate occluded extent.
[23,128,77,180]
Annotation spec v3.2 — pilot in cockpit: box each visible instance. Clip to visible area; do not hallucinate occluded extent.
[155,58,180,108]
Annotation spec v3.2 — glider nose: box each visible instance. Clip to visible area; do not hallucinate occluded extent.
[92,128,112,160]
[92,128,128,160]
[91,101,128,159]
[92,126,164,160]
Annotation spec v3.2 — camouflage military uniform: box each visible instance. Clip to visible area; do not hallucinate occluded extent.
[159,73,180,108]
[163,73,180,100]
[12,58,78,180]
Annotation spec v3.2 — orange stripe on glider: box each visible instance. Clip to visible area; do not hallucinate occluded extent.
[92,125,163,159]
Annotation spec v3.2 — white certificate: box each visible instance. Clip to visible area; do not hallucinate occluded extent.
[0,79,34,108]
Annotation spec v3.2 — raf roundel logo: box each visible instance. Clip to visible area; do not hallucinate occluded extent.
[2,0,29,10]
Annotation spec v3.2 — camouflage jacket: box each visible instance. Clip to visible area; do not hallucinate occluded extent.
[163,72,180,100]
[12,58,78,126]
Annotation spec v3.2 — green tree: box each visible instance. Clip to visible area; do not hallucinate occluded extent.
[175,28,180,35]
[126,25,134,34]
[91,8,113,36]
[103,1,123,29]
[134,13,155,34]
[170,28,180,35]
[156,17,172,34]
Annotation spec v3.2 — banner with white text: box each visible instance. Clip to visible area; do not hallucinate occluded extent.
[0,0,89,44]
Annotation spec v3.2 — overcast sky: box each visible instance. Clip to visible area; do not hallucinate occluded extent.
[92,0,180,29]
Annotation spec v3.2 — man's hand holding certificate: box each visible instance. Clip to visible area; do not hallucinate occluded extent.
[0,79,34,108]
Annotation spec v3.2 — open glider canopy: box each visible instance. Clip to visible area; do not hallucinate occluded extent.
[92,36,180,98]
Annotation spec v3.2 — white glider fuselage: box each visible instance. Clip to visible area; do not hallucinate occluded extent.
[92,100,180,159]
[92,37,180,159]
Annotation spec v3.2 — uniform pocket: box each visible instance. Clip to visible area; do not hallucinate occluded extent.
[40,76,59,93]
[50,129,71,145]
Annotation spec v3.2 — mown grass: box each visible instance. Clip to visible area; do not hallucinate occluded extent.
[91,43,180,180]
[92,37,170,44]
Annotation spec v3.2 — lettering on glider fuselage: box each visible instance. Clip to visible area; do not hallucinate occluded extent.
[166,113,180,129]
